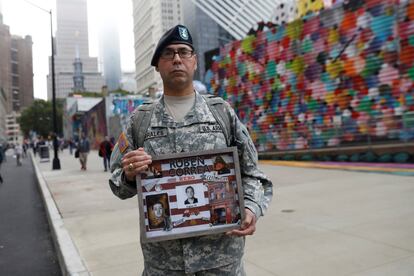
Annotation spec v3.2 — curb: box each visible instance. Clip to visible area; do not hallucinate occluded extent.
[259,160,414,176]
[30,153,90,276]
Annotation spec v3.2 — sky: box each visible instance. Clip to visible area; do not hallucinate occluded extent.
[1,0,135,100]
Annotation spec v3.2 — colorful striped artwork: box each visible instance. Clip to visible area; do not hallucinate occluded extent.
[206,0,414,152]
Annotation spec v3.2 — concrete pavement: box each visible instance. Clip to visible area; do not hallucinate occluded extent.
[34,149,414,276]
[0,154,61,275]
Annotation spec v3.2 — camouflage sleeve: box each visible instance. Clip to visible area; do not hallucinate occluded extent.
[109,114,137,200]
[226,103,273,219]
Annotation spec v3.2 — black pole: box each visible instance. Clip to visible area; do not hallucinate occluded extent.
[50,10,60,170]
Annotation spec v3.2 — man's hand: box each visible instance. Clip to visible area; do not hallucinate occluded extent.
[121,148,152,181]
[227,208,256,236]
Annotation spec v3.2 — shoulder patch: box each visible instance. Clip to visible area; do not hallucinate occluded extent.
[117,132,129,153]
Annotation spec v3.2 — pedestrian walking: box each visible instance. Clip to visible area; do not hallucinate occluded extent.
[109,25,273,275]
[99,136,113,172]
[68,139,74,155]
[78,133,90,170]
[14,143,23,166]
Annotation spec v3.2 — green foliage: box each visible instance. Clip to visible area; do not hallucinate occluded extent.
[336,154,349,162]
[350,153,360,162]
[69,91,103,98]
[360,151,377,162]
[109,88,133,96]
[378,154,392,163]
[18,99,63,137]
[393,152,410,163]
[301,154,313,161]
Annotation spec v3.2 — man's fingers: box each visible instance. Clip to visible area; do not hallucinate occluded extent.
[122,148,148,159]
[240,215,252,230]
[134,165,149,174]
[122,156,152,168]
[121,149,152,168]
[122,153,151,164]
[226,208,257,237]
[124,164,149,180]
[227,225,256,236]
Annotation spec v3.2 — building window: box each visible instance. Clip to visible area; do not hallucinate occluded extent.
[13,102,20,112]
[11,50,18,61]
[13,90,19,100]
[12,76,19,87]
[12,63,18,74]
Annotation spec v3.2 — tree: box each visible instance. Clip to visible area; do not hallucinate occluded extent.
[19,99,63,138]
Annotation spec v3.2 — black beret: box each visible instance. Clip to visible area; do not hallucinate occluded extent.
[151,25,194,66]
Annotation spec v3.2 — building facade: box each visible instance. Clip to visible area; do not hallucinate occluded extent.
[10,35,34,112]
[0,12,11,114]
[0,87,6,143]
[5,112,20,144]
[99,20,122,92]
[48,0,104,99]
[132,0,183,94]
[190,0,283,40]
[182,1,234,82]
[0,15,33,114]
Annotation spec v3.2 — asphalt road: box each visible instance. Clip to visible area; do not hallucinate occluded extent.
[0,154,61,276]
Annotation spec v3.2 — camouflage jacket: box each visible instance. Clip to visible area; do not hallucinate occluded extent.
[109,92,273,273]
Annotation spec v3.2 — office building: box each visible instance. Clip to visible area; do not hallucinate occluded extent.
[182,1,234,82]
[0,8,34,114]
[132,0,183,94]
[48,0,104,99]
[0,87,6,143]
[191,0,284,40]
[6,112,20,144]
[10,35,34,112]
[99,19,122,91]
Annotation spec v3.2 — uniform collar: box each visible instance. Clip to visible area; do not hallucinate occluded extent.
[150,91,216,127]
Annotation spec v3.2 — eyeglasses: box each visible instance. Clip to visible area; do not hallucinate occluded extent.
[160,48,194,60]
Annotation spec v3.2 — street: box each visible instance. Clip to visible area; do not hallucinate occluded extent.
[0,154,61,276]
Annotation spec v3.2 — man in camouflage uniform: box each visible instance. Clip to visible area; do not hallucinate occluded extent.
[109,24,273,275]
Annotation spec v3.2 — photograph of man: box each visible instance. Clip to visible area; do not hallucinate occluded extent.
[184,186,198,205]
[213,155,231,175]
[151,202,165,228]
[146,193,170,230]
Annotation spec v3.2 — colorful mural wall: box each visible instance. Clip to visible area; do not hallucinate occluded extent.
[82,100,107,150]
[105,96,148,140]
[206,0,414,152]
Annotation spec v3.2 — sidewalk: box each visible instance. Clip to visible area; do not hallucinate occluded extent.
[34,150,414,276]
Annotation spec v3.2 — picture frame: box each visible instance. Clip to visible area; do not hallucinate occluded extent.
[136,147,245,243]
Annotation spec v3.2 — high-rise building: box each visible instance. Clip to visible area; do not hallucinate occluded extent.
[0,10,11,114]
[0,10,34,114]
[99,19,122,92]
[0,87,6,143]
[132,0,183,94]
[48,0,104,99]
[11,35,34,112]
[6,112,20,144]
[182,1,234,82]
[191,0,298,40]
[0,0,3,25]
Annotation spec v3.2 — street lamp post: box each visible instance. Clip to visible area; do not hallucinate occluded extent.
[23,1,60,169]
[49,10,60,170]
